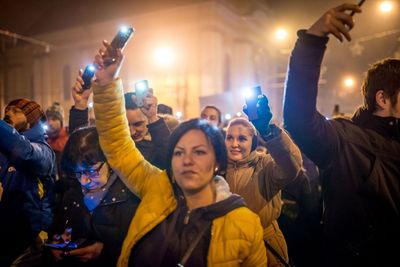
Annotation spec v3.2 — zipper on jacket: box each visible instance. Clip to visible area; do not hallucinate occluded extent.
[184,210,191,224]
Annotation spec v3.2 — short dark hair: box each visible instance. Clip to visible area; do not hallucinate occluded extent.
[166,118,227,178]
[200,105,222,125]
[157,104,173,115]
[124,92,139,110]
[362,58,400,112]
[61,126,106,174]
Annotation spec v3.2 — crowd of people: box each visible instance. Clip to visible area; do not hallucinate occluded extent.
[1,3,399,267]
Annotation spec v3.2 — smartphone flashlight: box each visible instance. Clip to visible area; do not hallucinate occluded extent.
[135,80,149,91]
[82,64,96,90]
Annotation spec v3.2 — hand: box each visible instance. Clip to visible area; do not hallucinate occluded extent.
[307,3,361,42]
[49,229,72,262]
[243,95,273,136]
[93,40,124,87]
[68,241,104,262]
[72,69,92,110]
[140,90,159,123]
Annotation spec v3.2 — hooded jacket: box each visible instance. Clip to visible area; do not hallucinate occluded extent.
[284,30,400,266]
[0,121,56,266]
[92,78,267,267]
[226,125,302,266]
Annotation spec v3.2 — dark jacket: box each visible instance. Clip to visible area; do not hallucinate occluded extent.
[48,172,140,267]
[283,30,400,266]
[130,191,246,267]
[69,107,170,169]
[0,121,56,266]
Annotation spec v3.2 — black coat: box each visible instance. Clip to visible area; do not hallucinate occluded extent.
[284,30,400,266]
[48,175,139,267]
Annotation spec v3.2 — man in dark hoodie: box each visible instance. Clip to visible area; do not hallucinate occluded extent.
[0,98,56,266]
[284,3,400,267]
[70,72,170,170]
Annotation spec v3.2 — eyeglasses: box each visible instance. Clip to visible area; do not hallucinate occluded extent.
[73,162,105,180]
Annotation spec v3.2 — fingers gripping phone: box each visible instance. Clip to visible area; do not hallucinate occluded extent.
[245,86,262,121]
[350,0,366,16]
[134,80,150,107]
[104,26,135,66]
[82,64,96,90]
[111,26,134,49]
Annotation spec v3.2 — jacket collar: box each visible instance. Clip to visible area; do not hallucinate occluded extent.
[22,122,47,142]
[352,107,400,141]
[227,150,259,169]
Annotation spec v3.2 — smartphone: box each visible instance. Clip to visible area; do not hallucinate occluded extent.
[104,26,135,66]
[110,26,135,49]
[245,86,262,121]
[350,0,366,16]
[44,238,89,251]
[134,80,149,107]
[82,64,96,90]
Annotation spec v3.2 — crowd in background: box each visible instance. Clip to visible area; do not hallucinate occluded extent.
[1,3,399,267]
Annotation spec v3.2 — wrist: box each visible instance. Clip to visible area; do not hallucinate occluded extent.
[96,77,115,87]
[74,101,88,110]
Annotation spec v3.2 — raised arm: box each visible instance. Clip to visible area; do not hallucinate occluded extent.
[92,41,166,199]
[283,3,361,168]
[259,125,303,199]
[69,69,91,133]
[244,93,302,194]
[0,121,55,176]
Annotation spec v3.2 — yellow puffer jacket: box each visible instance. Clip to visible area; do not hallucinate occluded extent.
[93,78,267,267]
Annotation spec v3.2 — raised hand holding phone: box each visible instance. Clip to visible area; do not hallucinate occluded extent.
[94,26,134,86]
[306,3,362,42]
[72,69,92,110]
[134,80,149,107]
[103,26,134,67]
[94,40,124,87]
[243,86,273,136]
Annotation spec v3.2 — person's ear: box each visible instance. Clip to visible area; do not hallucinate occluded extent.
[375,90,389,111]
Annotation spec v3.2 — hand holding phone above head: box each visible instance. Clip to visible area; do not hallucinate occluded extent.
[72,69,92,110]
[103,26,134,67]
[243,86,273,136]
[93,40,125,87]
[306,3,362,42]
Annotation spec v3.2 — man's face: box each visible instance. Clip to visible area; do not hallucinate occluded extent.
[126,108,148,142]
[200,107,221,127]
[388,91,400,118]
[4,106,29,132]
[46,116,62,136]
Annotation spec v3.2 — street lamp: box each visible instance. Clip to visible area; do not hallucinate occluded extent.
[274,28,288,41]
[153,46,174,67]
[343,77,355,88]
[379,1,394,13]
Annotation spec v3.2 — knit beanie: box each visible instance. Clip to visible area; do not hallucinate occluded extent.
[46,102,64,126]
[5,98,45,127]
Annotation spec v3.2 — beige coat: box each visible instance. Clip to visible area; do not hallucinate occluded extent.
[226,126,302,266]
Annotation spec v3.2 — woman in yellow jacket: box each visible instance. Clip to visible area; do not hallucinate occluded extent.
[90,41,267,267]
